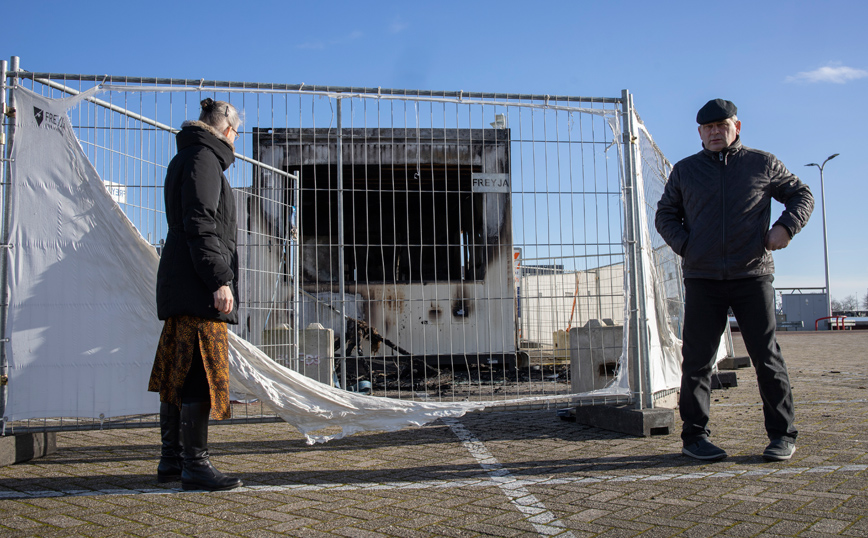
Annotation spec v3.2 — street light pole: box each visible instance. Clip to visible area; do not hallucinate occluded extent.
[805,153,839,320]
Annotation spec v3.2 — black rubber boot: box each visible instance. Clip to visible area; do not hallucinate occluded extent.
[157,402,183,483]
[180,401,242,492]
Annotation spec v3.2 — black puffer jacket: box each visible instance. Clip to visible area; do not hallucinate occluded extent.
[655,137,814,280]
[156,121,239,323]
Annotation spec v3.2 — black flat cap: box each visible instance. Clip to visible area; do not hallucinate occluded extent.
[696,99,737,124]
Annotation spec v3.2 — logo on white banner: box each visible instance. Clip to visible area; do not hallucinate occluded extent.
[33,106,67,132]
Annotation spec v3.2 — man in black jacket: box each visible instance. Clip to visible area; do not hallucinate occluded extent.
[656,99,814,462]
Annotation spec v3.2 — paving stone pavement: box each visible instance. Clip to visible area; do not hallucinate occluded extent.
[1,331,866,537]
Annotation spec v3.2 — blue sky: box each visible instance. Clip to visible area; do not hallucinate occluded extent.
[3,0,866,303]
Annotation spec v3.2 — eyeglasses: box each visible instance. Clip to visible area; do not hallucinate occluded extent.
[230,127,240,138]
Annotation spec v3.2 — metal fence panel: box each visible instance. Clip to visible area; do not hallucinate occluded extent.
[1,64,682,433]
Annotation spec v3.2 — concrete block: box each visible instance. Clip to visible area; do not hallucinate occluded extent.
[299,323,335,386]
[559,405,674,437]
[0,432,56,467]
[262,324,295,368]
[552,330,570,361]
[569,320,623,394]
[654,391,679,409]
[263,323,335,386]
[711,371,738,389]
[718,356,751,370]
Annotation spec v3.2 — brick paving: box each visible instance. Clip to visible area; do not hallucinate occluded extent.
[1,331,866,537]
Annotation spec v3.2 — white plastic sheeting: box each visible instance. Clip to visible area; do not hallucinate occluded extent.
[226,333,483,443]
[7,86,161,421]
[632,135,683,394]
[5,87,483,442]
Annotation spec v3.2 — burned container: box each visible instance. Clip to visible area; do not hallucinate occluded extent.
[251,127,517,368]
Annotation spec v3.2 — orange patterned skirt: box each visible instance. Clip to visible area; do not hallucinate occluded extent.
[148,316,231,420]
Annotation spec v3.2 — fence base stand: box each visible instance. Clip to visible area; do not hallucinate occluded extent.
[558,405,674,437]
[711,371,738,389]
[0,432,57,467]
[718,356,751,370]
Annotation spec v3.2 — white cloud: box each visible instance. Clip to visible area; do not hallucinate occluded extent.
[786,64,868,84]
[297,31,363,50]
[390,17,408,34]
[297,41,325,50]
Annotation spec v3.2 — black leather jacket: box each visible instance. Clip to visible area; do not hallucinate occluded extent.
[156,121,239,323]
[655,138,814,280]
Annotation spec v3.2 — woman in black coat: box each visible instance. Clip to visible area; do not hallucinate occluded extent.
[148,98,243,491]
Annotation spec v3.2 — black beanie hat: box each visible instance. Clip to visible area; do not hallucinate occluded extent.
[696,99,737,125]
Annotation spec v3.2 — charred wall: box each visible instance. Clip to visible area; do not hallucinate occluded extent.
[253,128,512,288]
[252,127,516,362]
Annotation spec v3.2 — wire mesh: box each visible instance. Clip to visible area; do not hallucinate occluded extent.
[2,70,681,433]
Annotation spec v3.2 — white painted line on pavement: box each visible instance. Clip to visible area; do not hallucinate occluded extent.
[714,398,868,408]
[441,417,575,538]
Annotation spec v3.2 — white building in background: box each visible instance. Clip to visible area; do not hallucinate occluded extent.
[517,262,625,346]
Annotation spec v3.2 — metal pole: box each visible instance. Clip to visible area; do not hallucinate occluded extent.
[0,60,5,149]
[620,89,651,409]
[336,98,347,391]
[32,76,295,181]
[819,166,832,318]
[632,93,654,410]
[15,72,623,105]
[292,171,300,370]
[0,59,8,428]
[0,56,18,428]
[805,154,838,320]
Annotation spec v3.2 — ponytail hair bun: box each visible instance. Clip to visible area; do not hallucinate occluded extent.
[197,98,241,134]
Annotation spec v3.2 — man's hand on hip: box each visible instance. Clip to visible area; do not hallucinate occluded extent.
[765,225,791,251]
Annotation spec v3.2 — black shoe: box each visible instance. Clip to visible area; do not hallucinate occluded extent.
[182,459,244,492]
[762,439,796,461]
[180,402,243,492]
[682,439,727,461]
[157,402,183,483]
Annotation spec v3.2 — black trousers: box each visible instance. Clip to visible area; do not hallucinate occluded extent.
[680,277,797,445]
[180,340,211,405]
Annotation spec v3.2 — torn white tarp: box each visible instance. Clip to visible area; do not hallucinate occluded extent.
[5,86,481,440]
[226,333,483,443]
[632,138,683,395]
[6,86,161,420]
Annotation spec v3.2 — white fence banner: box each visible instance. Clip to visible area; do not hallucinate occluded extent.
[8,86,161,420]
